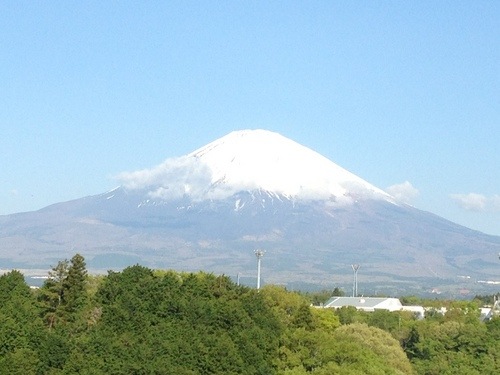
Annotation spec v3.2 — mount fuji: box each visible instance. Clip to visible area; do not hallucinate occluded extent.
[117,129,391,204]
[1,130,499,295]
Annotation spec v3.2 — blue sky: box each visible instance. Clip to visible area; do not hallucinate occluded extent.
[1,1,499,235]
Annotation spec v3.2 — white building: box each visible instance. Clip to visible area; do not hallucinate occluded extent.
[323,297,403,312]
[322,296,425,318]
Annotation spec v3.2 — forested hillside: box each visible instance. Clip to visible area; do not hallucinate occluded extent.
[0,254,498,374]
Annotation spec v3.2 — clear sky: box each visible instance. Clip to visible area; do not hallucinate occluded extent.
[1,1,499,235]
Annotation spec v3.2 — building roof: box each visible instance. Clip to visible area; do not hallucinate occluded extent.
[480,308,492,321]
[323,297,403,312]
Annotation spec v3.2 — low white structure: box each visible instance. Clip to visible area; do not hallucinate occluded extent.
[480,297,500,321]
[480,308,493,321]
[323,297,403,312]
[322,296,425,318]
[493,298,500,316]
[322,296,499,321]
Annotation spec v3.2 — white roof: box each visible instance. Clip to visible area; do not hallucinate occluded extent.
[480,308,492,321]
[324,297,403,312]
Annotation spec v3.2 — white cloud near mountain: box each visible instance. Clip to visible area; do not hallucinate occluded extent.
[450,193,500,212]
[385,181,419,204]
[116,156,214,200]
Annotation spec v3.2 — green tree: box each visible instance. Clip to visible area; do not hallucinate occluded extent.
[332,287,345,296]
[334,305,367,325]
[333,323,415,375]
[406,315,499,374]
[310,308,340,334]
[303,287,345,305]
[63,253,88,320]
[39,259,69,328]
[277,322,414,374]
[39,254,89,328]
[0,348,39,375]
[88,266,280,374]
[0,271,45,374]
[368,309,401,332]
[261,285,314,329]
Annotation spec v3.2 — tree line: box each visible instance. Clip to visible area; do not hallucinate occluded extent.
[0,254,498,374]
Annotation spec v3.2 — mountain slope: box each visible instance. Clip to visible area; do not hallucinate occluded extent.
[1,130,499,295]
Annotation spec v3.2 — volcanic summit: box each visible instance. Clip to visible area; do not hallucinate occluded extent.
[118,129,391,203]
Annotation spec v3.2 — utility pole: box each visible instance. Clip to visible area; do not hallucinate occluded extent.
[255,250,265,290]
[351,264,360,297]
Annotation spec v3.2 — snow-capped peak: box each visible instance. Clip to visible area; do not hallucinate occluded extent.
[118,129,392,203]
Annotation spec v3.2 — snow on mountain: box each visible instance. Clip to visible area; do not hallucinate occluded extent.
[118,129,392,204]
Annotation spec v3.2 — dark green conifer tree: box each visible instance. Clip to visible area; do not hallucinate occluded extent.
[39,253,89,328]
[63,253,88,317]
[39,259,69,329]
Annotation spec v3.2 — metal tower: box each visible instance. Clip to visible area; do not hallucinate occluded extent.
[351,264,360,297]
[255,250,265,289]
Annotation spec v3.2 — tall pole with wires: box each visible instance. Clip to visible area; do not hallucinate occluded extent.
[255,250,265,290]
[351,264,360,297]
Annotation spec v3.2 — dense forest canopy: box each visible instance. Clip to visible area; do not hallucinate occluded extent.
[0,254,498,374]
